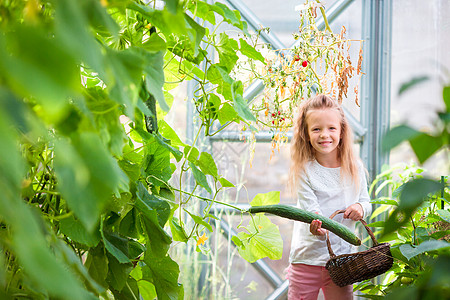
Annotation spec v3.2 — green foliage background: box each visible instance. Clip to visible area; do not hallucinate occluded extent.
[0,0,268,299]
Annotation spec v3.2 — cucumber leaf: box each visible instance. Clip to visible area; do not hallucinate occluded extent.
[234,214,282,263]
[250,191,280,206]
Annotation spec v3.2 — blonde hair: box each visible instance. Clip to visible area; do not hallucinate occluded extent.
[288,94,360,193]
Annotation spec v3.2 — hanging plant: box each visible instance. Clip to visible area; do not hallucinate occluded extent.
[236,0,364,154]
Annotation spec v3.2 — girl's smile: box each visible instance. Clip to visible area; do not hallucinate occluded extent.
[306,109,342,166]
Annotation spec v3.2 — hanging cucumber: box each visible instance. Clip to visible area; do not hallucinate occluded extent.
[248,204,361,246]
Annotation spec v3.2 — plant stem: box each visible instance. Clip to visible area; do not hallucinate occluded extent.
[316,0,331,32]
[172,187,244,212]
[411,216,417,245]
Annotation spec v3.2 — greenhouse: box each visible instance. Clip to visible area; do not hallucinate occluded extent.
[0,0,448,300]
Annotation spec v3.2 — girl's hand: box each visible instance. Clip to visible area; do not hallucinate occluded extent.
[310,213,327,236]
[344,203,364,221]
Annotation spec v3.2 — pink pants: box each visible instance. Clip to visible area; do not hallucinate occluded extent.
[286,263,353,300]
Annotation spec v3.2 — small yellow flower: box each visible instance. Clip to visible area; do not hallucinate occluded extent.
[100,0,108,7]
[196,232,208,246]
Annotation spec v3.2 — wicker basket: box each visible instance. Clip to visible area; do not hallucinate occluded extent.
[325,210,394,287]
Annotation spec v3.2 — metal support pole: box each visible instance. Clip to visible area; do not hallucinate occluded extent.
[266,280,289,300]
[359,1,392,295]
[360,0,392,181]
[225,0,285,50]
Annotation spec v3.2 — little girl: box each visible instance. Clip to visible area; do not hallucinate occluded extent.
[287,94,372,300]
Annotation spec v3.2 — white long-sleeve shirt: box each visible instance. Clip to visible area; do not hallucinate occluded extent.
[289,160,372,266]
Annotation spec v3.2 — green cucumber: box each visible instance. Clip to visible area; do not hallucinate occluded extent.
[248,204,361,246]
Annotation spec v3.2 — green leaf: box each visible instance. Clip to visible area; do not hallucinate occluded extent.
[54,134,123,231]
[137,182,171,227]
[143,253,183,300]
[84,0,120,38]
[85,245,109,288]
[159,120,185,148]
[142,33,167,52]
[60,216,101,247]
[215,33,239,72]
[186,211,213,233]
[239,38,265,63]
[136,196,172,257]
[384,285,418,300]
[365,221,386,227]
[166,36,207,65]
[398,178,442,210]
[443,86,450,112]
[180,60,205,80]
[107,47,144,117]
[0,101,24,188]
[250,191,280,206]
[184,14,206,57]
[207,64,234,85]
[82,87,126,156]
[197,152,218,179]
[430,230,450,240]
[192,1,216,25]
[188,162,212,193]
[382,125,420,152]
[383,178,442,236]
[0,25,79,123]
[53,0,105,75]
[169,217,188,243]
[132,4,186,36]
[219,177,235,188]
[409,133,444,164]
[110,276,140,299]
[231,81,256,122]
[231,236,244,248]
[399,240,450,260]
[153,133,183,162]
[119,207,139,239]
[106,252,133,291]
[437,209,450,222]
[184,145,200,163]
[236,214,283,263]
[118,159,141,183]
[5,202,95,299]
[142,50,168,112]
[137,280,158,300]
[0,111,94,299]
[218,102,239,124]
[370,199,398,206]
[398,76,430,96]
[163,0,180,14]
[141,134,174,187]
[212,2,247,32]
[101,228,131,264]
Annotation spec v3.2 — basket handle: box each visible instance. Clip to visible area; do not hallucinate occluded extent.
[325,209,379,258]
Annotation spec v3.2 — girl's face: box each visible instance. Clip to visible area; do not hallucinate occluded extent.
[306,108,342,161]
